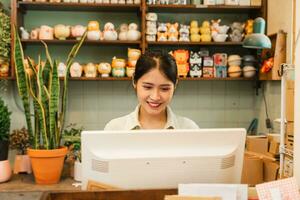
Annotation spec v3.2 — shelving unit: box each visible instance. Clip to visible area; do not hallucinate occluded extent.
[65,76,255,81]
[147,4,262,13]
[8,0,267,81]
[21,39,141,45]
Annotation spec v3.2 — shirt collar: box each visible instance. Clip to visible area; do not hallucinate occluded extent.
[126,105,177,130]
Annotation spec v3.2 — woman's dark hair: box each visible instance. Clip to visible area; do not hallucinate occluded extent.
[133,52,177,85]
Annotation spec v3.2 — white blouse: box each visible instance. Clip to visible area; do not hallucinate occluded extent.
[104,105,199,130]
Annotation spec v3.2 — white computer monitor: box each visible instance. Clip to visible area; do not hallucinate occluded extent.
[81,128,246,190]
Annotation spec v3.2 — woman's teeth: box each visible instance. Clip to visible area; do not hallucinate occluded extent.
[148,102,160,108]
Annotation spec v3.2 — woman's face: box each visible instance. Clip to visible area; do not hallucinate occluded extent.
[134,68,175,116]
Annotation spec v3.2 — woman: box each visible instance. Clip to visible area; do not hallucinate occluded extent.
[104,52,199,130]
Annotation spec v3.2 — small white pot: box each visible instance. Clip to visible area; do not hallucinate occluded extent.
[74,161,82,182]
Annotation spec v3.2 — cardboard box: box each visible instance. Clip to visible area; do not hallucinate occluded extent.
[268,141,279,155]
[267,133,280,143]
[286,122,294,135]
[246,136,268,154]
[241,154,264,186]
[263,160,279,182]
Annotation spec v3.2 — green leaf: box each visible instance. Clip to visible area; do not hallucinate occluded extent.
[13,26,33,143]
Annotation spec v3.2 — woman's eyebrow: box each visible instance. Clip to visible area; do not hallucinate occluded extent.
[142,82,172,87]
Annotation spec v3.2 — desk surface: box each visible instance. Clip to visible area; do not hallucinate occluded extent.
[0,174,80,192]
[0,174,80,200]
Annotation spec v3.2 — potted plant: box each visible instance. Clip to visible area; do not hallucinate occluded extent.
[63,123,83,181]
[13,26,86,184]
[9,127,32,174]
[0,3,11,77]
[0,96,12,182]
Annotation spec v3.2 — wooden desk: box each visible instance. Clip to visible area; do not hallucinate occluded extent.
[0,174,80,200]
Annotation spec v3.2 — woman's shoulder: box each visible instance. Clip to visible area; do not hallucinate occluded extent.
[103,115,129,130]
[176,115,199,129]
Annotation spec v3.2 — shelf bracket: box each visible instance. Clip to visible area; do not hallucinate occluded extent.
[254,77,262,96]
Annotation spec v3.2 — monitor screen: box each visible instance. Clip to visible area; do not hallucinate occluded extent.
[81,128,246,190]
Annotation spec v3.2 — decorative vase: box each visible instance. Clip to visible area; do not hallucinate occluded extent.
[74,160,82,182]
[0,160,12,183]
[13,155,32,174]
[27,147,68,184]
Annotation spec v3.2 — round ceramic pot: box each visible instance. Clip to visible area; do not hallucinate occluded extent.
[0,160,12,183]
[27,147,67,184]
[228,65,242,78]
[243,66,256,78]
[228,55,242,66]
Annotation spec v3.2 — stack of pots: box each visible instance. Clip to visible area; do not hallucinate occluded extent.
[242,55,257,78]
[227,55,242,77]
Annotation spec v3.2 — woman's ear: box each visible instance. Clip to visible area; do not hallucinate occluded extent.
[132,76,137,89]
[174,79,178,89]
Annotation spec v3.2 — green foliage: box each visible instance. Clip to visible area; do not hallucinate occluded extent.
[9,127,31,155]
[63,123,83,162]
[0,5,11,61]
[13,26,87,150]
[0,97,11,141]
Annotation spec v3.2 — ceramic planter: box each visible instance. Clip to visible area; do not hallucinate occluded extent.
[27,147,67,184]
[0,140,9,161]
[0,160,12,183]
[13,155,32,174]
[74,160,82,182]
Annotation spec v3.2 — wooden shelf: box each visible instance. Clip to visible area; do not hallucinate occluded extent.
[18,1,141,12]
[147,4,262,13]
[63,77,254,81]
[21,39,141,46]
[0,76,14,80]
[147,41,243,46]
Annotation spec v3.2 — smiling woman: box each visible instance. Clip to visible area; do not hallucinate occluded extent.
[104,52,199,130]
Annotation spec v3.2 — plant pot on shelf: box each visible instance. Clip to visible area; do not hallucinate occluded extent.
[74,160,82,182]
[13,154,32,174]
[27,147,68,184]
[0,140,9,161]
[0,160,12,183]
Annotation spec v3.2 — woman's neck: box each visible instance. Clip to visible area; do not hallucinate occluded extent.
[139,107,167,129]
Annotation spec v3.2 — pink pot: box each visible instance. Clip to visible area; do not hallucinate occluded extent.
[13,155,32,174]
[0,160,12,183]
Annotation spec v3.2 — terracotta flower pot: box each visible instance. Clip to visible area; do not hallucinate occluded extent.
[27,147,68,184]
[13,155,32,174]
[0,160,12,183]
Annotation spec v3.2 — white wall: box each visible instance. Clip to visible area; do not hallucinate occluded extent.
[294,0,300,185]
[4,80,257,131]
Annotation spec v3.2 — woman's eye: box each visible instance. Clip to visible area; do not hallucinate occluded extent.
[143,86,152,90]
[161,88,170,91]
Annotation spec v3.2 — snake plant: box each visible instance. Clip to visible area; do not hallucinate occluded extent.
[13,26,86,150]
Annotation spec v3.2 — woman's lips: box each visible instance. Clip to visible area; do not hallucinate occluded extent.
[147,101,161,108]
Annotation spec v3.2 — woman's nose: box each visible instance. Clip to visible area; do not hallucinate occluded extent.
[150,89,160,100]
